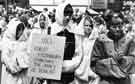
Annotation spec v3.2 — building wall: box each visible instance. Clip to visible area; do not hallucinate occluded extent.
[108,0,123,12]
[15,0,29,8]
[30,0,90,11]
[30,0,90,6]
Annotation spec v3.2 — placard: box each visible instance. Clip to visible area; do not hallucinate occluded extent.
[28,33,65,80]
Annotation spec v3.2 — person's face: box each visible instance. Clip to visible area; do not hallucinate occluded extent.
[95,21,101,27]
[109,23,123,37]
[39,15,46,29]
[16,23,25,40]
[63,4,73,26]
[84,19,93,36]
[8,5,14,13]
[17,26,24,39]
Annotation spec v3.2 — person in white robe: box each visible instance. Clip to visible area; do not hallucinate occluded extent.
[50,1,83,84]
[1,19,31,84]
[28,13,51,84]
[74,15,100,84]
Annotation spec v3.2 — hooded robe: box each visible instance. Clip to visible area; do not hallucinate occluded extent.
[50,1,83,84]
[1,19,31,84]
[73,16,100,84]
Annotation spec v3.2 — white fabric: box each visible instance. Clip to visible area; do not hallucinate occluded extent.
[51,21,76,35]
[51,1,78,35]
[1,20,31,84]
[62,34,83,72]
[27,17,50,84]
[130,74,135,84]
[74,16,100,84]
[51,1,83,73]
[2,20,22,70]
[55,0,71,26]
[34,13,50,29]
[87,9,99,15]
[73,16,85,35]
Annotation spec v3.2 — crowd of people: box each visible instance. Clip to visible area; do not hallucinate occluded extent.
[1,1,135,84]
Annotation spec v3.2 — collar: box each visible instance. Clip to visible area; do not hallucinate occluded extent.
[51,22,74,35]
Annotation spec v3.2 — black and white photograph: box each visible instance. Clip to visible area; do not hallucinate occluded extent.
[0,0,135,84]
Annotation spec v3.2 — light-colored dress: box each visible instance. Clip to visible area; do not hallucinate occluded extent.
[1,19,31,84]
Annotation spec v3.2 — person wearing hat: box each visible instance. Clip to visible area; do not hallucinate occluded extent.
[91,12,135,84]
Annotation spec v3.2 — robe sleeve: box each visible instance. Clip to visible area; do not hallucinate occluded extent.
[1,40,21,73]
[62,34,83,72]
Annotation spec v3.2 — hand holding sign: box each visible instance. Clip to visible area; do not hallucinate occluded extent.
[28,33,65,80]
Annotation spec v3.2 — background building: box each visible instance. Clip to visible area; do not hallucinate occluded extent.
[29,0,123,12]
[0,0,124,12]
[0,0,29,9]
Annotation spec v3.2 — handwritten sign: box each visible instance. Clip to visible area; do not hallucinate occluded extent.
[28,33,65,80]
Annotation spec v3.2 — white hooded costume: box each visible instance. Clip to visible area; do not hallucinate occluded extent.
[31,13,50,35]
[50,1,83,84]
[1,19,31,84]
[26,12,51,84]
[74,16,100,84]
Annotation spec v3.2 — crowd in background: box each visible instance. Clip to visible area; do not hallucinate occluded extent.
[0,3,135,38]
